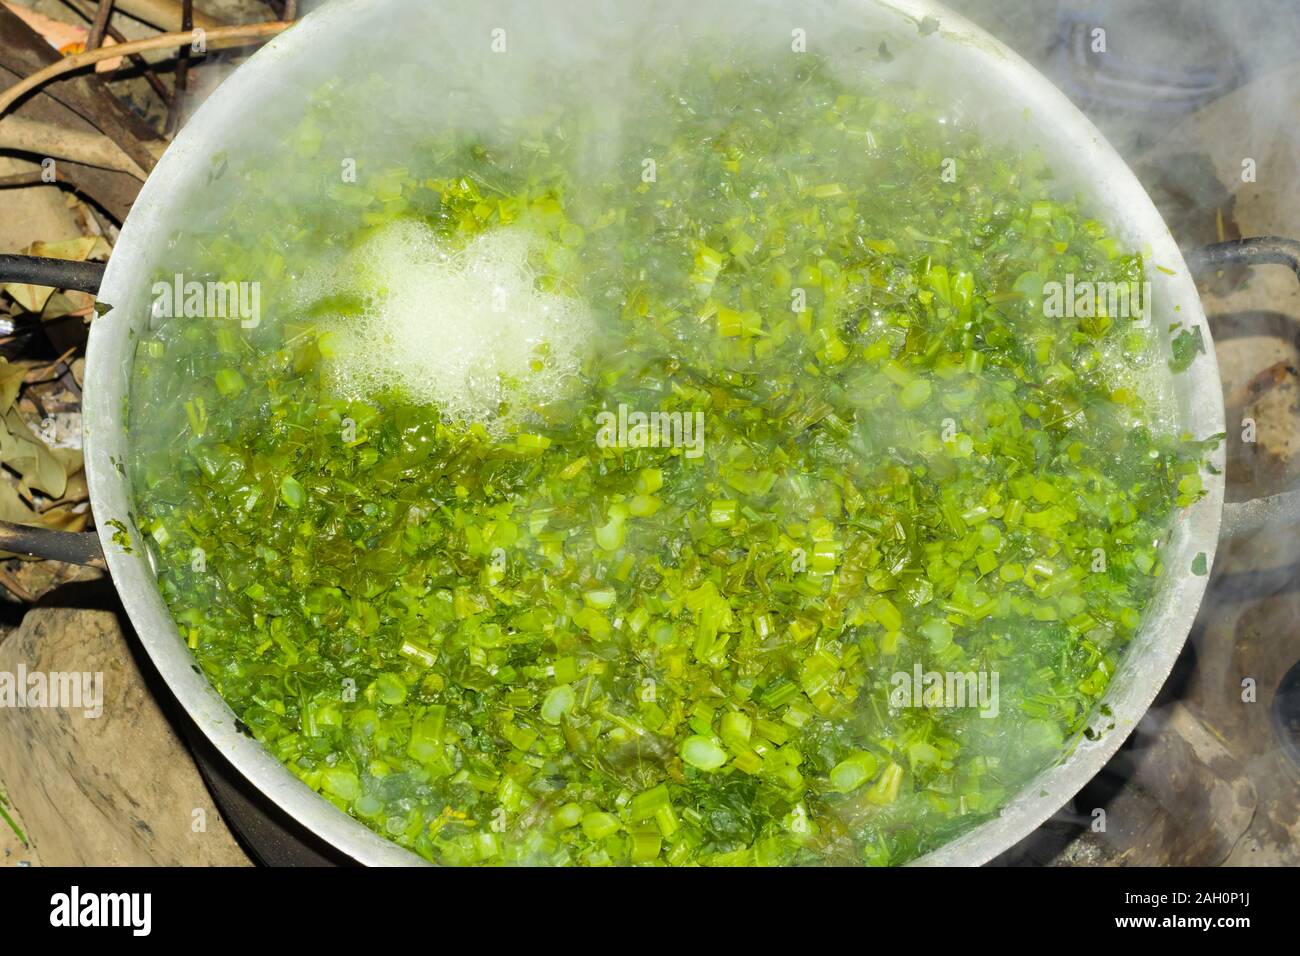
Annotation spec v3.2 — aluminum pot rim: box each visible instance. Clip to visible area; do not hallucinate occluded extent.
[83,0,1225,867]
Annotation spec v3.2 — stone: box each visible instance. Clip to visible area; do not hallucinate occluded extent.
[0,605,250,865]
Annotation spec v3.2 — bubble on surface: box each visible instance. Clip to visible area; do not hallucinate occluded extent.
[305,221,591,430]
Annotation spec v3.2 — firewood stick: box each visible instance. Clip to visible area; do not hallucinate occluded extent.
[57,0,176,101]
[86,0,114,50]
[112,0,221,33]
[0,21,291,118]
[0,114,154,179]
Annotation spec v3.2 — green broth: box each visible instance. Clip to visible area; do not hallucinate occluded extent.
[127,50,1210,865]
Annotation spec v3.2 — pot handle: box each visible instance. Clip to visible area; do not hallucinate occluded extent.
[0,254,106,569]
[1187,237,1300,538]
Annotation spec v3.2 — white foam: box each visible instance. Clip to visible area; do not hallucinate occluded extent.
[305,221,591,430]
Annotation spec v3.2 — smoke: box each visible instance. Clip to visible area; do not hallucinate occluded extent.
[943,0,1300,861]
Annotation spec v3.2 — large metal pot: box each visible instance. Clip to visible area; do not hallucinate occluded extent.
[4,0,1299,865]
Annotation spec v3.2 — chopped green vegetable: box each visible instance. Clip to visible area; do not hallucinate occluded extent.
[0,788,26,847]
[681,736,729,772]
[829,752,879,793]
[1169,326,1206,372]
[127,42,1215,867]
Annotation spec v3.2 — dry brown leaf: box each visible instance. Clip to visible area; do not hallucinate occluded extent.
[0,481,32,525]
[56,467,88,506]
[40,290,97,322]
[0,407,71,499]
[0,483,88,561]
[0,358,26,413]
[30,501,88,533]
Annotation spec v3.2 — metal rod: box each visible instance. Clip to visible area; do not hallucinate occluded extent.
[1194,235,1300,538]
[1187,237,1300,282]
[0,253,105,293]
[1222,489,1300,539]
[0,520,106,568]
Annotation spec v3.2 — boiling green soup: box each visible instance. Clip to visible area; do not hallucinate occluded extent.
[127,49,1212,865]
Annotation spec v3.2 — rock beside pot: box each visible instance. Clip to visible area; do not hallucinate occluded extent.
[0,604,250,866]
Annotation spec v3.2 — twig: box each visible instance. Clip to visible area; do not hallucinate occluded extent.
[86,0,114,51]
[58,0,171,102]
[103,21,170,101]
[113,0,222,33]
[0,21,292,118]
[164,0,191,135]
[0,114,153,179]
[0,564,37,603]
[0,168,74,188]
[24,347,80,385]
[1225,360,1298,410]
[0,5,164,177]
